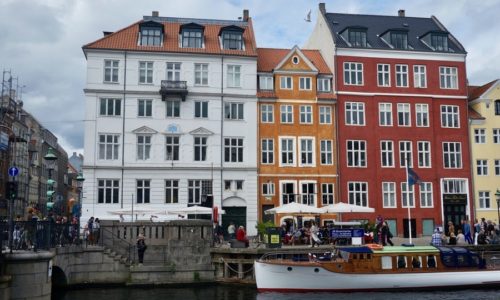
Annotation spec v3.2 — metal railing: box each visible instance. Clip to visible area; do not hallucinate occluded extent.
[160,80,187,90]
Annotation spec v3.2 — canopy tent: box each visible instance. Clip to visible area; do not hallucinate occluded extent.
[264,202,323,215]
[166,205,225,219]
[107,207,163,215]
[320,202,375,213]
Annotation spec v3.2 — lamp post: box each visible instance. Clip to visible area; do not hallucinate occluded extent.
[76,172,85,235]
[495,189,500,227]
[44,147,57,214]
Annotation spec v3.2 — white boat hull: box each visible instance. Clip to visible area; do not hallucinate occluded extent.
[255,261,500,291]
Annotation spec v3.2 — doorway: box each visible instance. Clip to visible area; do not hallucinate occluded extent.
[403,218,416,238]
[443,204,466,235]
[221,207,246,240]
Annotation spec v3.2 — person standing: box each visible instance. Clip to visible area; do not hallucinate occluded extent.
[462,219,473,244]
[236,226,249,247]
[431,229,443,246]
[227,222,236,239]
[309,221,320,247]
[93,218,101,245]
[380,221,394,246]
[137,234,147,264]
[87,217,94,245]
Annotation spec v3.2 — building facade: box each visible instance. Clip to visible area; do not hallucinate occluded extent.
[306,3,472,237]
[468,79,500,223]
[82,11,259,234]
[256,47,337,227]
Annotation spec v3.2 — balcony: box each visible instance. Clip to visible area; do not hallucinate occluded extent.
[160,80,188,101]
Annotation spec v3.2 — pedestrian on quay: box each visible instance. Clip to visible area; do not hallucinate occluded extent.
[380,221,394,246]
[87,217,94,245]
[462,219,473,245]
[431,228,442,246]
[227,221,236,240]
[93,218,101,245]
[137,234,147,265]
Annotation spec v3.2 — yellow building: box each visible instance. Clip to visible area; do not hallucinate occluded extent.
[468,79,500,223]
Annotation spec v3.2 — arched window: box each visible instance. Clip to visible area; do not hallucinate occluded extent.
[495,100,500,115]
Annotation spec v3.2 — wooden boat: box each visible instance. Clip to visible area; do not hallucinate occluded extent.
[255,245,500,292]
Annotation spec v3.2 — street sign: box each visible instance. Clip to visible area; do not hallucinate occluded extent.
[8,167,19,177]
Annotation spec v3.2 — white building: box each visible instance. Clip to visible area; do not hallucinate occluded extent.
[82,10,258,235]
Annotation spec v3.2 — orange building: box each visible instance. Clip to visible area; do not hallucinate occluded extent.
[257,46,337,227]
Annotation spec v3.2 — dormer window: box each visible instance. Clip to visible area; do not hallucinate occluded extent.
[348,29,367,47]
[139,21,163,46]
[390,31,408,49]
[180,23,204,48]
[220,26,244,50]
[431,33,449,51]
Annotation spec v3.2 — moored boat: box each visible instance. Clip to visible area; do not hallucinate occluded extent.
[255,245,500,292]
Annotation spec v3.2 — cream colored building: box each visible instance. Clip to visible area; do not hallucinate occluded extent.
[468,79,500,223]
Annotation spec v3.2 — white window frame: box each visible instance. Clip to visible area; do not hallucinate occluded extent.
[476,159,488,176]
[188,180,202,205]
[343,62,363,85]
[442,142,462,169]
[377,64,390,87]
[261,104,274,123]
[493,129,500,144]
[415,104,429,127]
[478,191,491,209]
[259,75,273,90]
[320,140,333,165]
[440,105,460,128]
[280,180,297,205]
[279,137,296,167]
[395,64,408,87]
[382,182,396,208]
[298,137,315,167]
[413,65,427,88]
[474,128,486,144]
[299,77,312,90]
[194,63,209,86]
[347,181,368,207]
[98,133,120,160]
[165,180,179,204]
[347,140,366,167]
[379,103,393,126]
[104,59,119,83]
[280,105,293,124]
[321,183,334,205]
[439,66,458,89]
[139,61,153,84]
[417,141,431,168]
[299,180,316,206]
[136,179,151,204]
[224,102,244,120]
[194,101,208,118]
[224,137,243,163]
[401,182,415,208]
[399,141,413,168]
[380,140,394,168]
[166,62,181,81]
[262,182,275,196]
[194,136,208,161]
[280,76,292,89]
[319,106,332,124]
[165,135,180,161]
[165,100,180,118]
[261,138,274,164]
[317,77,331,92]
[495,160,500,176]
[420,182,433,208]
[227,65,241,88]
[97,179,120,204]
[299,105,313,124]
[345,102,365,126]
[397,103,411,126]
[100,98,121,117]
[138,99,152,117]
[137,134,152,160]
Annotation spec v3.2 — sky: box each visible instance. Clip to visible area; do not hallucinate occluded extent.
[0,0,499,157]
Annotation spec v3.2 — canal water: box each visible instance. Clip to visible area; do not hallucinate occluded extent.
[53,285,500,300]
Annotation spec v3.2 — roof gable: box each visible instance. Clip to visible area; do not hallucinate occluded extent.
[189,127,214,136]
[257,48,331,74]
[274,46,318,73]
[132,126,158,134]
[468,79,500,101]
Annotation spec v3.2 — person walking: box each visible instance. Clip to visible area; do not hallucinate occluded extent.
[309,221,320,247]
[136,234,147,264]
[380,221,394,246]
[462,219,473,244]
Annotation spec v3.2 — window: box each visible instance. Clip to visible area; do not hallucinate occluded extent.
[292,56,299,64]
[236,180,244,190]
[100,98,121,116]
[182,29,203,48]
[280,76,292,89]
[345,102,365,125]
[399,141,412,168]
[224,102,244,120]
[224,138,243,162]
[401,182,415,208]
[474,129,486,144]
[319,106,331,124]
[227,65,241,87]
[97,179,119,203]
[496,100,500,115]
[431,34,448,51]
[347,140,366,167]
[139,61,153,84]
[280,105,293,123]
[395,65,408,87]
[416,104,429,127]
[417,141,431,168]
[391,31,408,49]
[262,182,275,196]
[140,27,162,46]
[138,99,152,117]
[344,62,363,85]
[194,137,207,161]
[479,191,490,209]
[98,134,120,160]
[137,135,152,160]
[188,180,212,204]
[165,136,179,161]
[495,160,500,176]
[443,179,466,194]
[397,103,410,126]
[194,101,208,118]
[104,60,119,83]
[348,29,367,47]
[300,105,313,124]
[379,103,392,126]
[165,180,179,203]
[259,76,273,90]
[382,182,396,208]
[166,62,181,81]
[222,31,243,50]
[224,180,232,191]
[280,137,295,166]
[320,140,333,165]
[299,138,314,166]
[420,182,433,207]
[380,140,394,167]
[441,105,459,128]
[439,67,458,89]
[493,129,500,143]
[261,104,273,123]
[300,182,316,205]
[413,65,427,88]
[317,78,331,92]
[443,142,462,168]
[477,159,488,176]
[261,139,274,164]
[322,183,334,205]
[166,101,180,117]
[299,77,312,90]
[194,63,208,85]
[348,182,368,207]
[136,180,151,204]
[377,64,390,87]
[281,181,296,204]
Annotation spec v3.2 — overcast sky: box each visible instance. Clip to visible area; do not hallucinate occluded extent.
[0,0,498,156]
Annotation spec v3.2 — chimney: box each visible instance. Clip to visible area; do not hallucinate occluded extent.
[398,9,405,17]
[243,9,249,21]
[152,11,159,17]
[319,3,326,14]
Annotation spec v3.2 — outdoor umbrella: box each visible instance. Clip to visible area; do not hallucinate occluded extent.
[167,205,225,219]
[264,202,323,215]
[320,202,375,213]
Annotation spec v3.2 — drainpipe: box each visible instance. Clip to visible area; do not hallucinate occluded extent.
[220,56,224,212]
[120,51,128,209]
[333,46,341,214]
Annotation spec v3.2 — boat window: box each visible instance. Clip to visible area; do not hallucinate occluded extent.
[441,255,455,267]
[411,256,421,268]
[457,255,468,267]
[470,255,479,267]
[381,256,392,269]
[397,256,407,269]
[427,255,437,268]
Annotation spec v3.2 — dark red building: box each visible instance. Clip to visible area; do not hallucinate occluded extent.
[307,4,471,237]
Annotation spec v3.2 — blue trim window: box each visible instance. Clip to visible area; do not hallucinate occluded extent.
[348,30,367,47]
[391,31,408,50]
[431,34,449,51]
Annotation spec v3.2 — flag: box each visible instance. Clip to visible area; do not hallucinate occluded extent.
[407,167,421,186]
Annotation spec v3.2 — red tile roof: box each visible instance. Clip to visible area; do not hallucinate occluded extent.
[468,107,484,120]
[83,18,257,57]
[257,48,331,74]
[468,79,498,101]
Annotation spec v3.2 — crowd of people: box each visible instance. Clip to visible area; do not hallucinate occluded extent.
[431,218,500,246]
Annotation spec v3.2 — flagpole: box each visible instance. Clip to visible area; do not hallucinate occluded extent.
[406,157,413,245]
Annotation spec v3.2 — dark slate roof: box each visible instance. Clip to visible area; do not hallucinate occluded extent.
[324,13,466,54]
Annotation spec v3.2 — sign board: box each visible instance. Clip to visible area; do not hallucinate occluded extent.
[8,167,19,177]
[0,132,8,151]
[266,227,282,248]
[330,228,365,238]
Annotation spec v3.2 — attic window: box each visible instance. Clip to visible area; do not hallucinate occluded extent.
[220,26,244,50]
[292,56,300,64]
[348,29,367,47]
[431,33,449,51]
[390,31,408,49]
[180,23,204,48]
[139,21,164,46]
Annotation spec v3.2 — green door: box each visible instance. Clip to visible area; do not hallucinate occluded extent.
[221,207,247,239]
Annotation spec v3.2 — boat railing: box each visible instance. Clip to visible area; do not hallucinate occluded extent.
[259,249,334,262]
